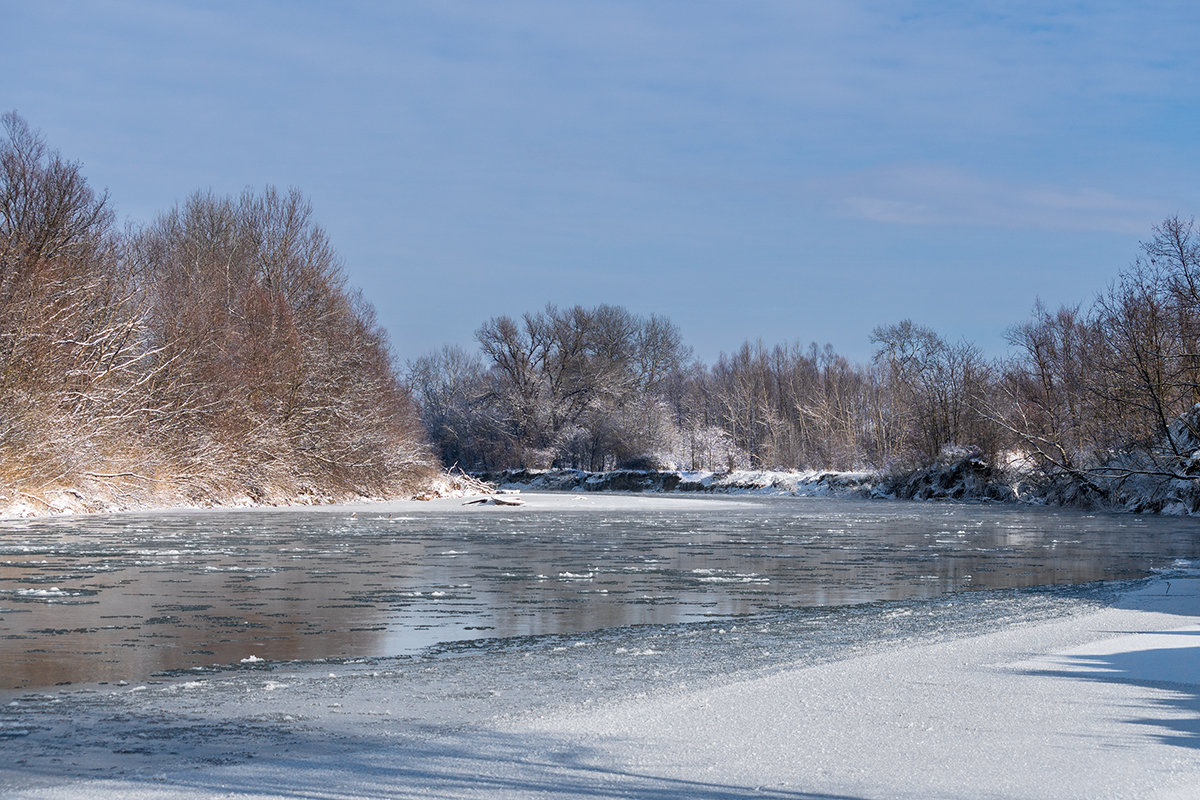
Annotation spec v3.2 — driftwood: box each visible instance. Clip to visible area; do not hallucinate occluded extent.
[462,489,525,507]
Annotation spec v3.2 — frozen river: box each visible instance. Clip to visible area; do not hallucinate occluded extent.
[1,492,1197,689]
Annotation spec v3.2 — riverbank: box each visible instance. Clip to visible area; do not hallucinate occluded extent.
[7,447,1197,520]
[3,568,1197,799]
[480,466,882,495]
[482,455,1200,516]
[0,470,475,521]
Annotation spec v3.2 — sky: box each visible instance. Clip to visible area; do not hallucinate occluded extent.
[6,1,1200,365]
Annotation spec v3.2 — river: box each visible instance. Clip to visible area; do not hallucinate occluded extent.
[1,492,1197,690]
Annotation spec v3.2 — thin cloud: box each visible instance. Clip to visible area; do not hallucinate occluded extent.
[829,165,1165,234]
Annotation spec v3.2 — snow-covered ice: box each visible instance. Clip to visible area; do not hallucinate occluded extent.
[2,570,1198,799]
[522,573,1200,799]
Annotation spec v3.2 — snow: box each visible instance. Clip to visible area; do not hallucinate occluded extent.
[523,575,1200,799]
[1,570,1197,799]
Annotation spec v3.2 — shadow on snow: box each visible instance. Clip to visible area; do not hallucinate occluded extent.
[1,718,865,800]
[1022,576,1200,751]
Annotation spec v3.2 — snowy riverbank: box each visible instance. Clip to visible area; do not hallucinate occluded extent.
[0,471,475,521]
[483,456,1200,516]
[3,567,1197,799]
[7,449,1199,521]
[481,466,881,496]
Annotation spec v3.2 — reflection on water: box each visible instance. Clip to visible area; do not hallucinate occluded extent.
[1,494,1197,689]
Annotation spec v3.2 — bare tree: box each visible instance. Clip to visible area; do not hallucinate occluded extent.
[132,187,433,499]
[468,304,689,470]
[2,114,434,511]
[0,112,151,505]
[870,320,992,465]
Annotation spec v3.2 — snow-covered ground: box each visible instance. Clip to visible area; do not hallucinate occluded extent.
[2,566,1197,799]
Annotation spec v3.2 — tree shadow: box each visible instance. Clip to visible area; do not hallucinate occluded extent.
[2,716,863,800]
[168,728,864,800]
[1022,574,1200,751]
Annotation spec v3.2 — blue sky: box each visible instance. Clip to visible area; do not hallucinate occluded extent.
[7,1,1200,364]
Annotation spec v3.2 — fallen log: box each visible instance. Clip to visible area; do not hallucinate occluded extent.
[461,495,527,507]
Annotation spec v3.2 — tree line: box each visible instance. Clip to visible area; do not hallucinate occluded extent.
[7,110,1197,510]
[410,221,1200,494]
[408,310,996,473]
[1,113,433,511]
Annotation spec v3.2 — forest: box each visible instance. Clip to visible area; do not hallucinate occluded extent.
[0,114,434,513]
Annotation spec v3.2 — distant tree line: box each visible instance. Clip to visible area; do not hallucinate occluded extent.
[408,308,997,473]
[1,113,433,510]
[410,221,1200,489]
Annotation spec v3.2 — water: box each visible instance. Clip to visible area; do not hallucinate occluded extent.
[1,493,1197,690]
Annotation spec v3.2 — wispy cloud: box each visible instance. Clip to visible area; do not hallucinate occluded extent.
[827,165,1166,234]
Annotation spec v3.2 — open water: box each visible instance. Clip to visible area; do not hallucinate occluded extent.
[1,493,1197,689]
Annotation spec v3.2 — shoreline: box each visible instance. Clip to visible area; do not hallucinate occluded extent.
[2,571,1197,799]
[0,487,763,524]
[8,456,1200,521]
[484,464,1200,516]
[0,467,860,521]
[0,488,446,523]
